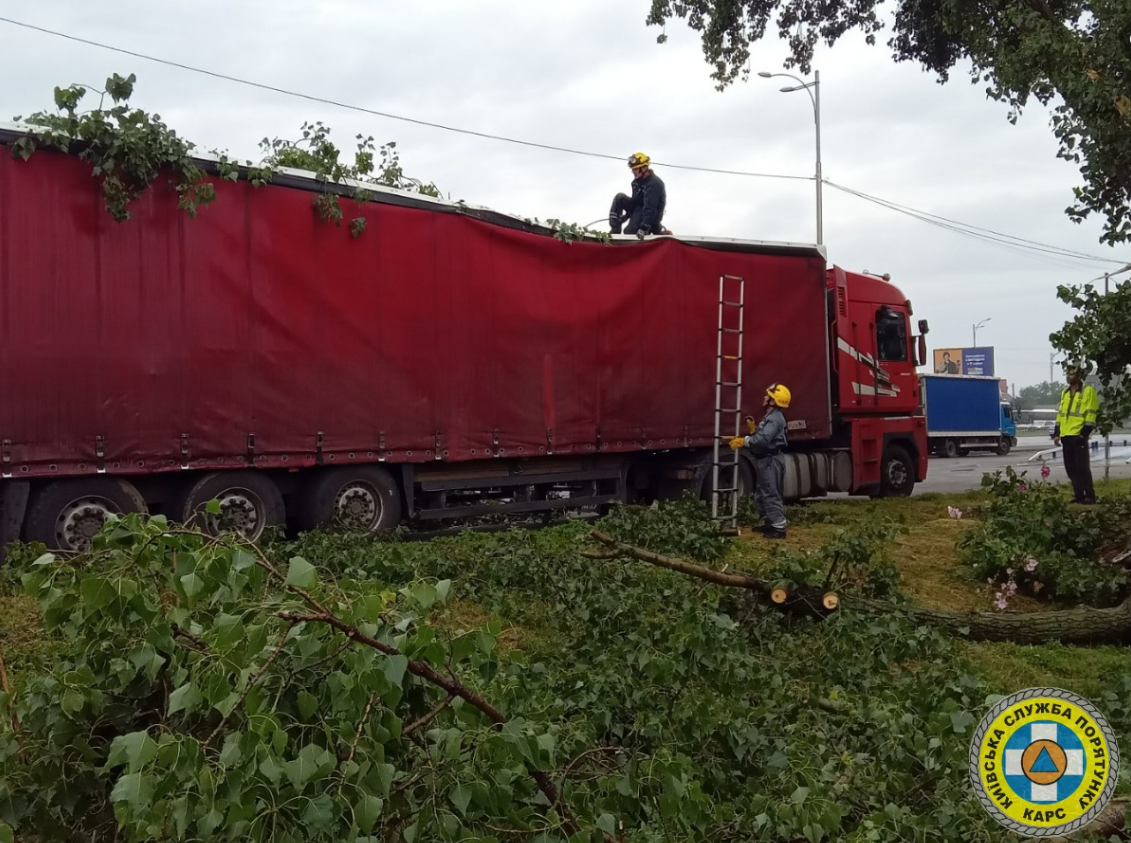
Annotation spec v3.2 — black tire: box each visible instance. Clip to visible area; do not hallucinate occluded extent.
[879,445,915,497]
[176,471,285,541]
[956,445,970,457]
[297,467,402,534]
[996,437,1012,456]
[24,477,148,553]
[942,439,958,458]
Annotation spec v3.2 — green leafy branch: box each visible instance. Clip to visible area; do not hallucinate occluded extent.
[523,216,613,245]
[0,515,582,842]
[259,123,442,238]
[11,73,215,221]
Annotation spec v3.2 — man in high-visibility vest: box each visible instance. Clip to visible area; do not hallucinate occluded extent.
[1052,366,1099,504]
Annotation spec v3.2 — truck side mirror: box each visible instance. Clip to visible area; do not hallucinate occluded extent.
[917,335,928,367]
[918,319,929,335]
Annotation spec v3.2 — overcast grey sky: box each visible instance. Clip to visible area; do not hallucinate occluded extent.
[2,2,1128,389]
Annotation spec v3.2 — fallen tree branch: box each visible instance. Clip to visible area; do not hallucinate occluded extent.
[0,641,26,763]
[590,530,771,590]
[403,695,454,737]
[202,621,294,751]
[171,623,208,652]
[588,530,1131,645]
[589,531,840,618]
[339,691,378,795]
[254,543,578,835]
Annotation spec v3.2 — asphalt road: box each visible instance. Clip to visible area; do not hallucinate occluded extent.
[915,442,1131,495]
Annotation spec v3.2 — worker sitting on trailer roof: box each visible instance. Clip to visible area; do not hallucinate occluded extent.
[609,152,668,239]
[730,383,791,539]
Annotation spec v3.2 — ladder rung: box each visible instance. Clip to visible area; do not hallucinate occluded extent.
[714,487,738,493]
[721,328,743,334]
[718,380,741,387]
[722,355,740,360]
[721,300,744,306]
[721,408,742,413]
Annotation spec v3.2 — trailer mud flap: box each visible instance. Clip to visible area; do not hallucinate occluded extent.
[0,481,31,568]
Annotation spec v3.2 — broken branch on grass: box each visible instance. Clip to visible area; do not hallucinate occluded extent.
[202,621,294,751]
[590,530,1131,645]
[257,541,578,835]
[171,623,208,652]
[589,530,770,590]
[338,691,378,794]
[561,745,627,782]
[0,642,26,763]
[403,694,454,737]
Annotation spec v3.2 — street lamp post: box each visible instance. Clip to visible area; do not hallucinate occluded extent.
[758,69,822,245]
[973,318,991,347]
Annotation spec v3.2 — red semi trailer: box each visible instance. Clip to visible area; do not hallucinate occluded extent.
[0,126,929,554]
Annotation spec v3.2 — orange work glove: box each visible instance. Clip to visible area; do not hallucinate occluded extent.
[744,415,757,435]
[728,437,746,451]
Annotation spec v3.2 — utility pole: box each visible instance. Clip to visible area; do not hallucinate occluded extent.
[1104,273,1110,482]
[1049,353,1054,384]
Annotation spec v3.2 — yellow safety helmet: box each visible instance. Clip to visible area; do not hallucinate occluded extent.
[766,383,791,408]
[628,152,651,170]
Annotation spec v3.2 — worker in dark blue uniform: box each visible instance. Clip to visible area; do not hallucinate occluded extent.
[609,152,667,239]
[730,383,791,538]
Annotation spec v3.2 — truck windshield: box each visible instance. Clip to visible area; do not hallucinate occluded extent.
[876,308,908,362]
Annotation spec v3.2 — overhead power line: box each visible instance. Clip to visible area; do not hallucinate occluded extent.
[0,15,810,183]
[824,181,1126,266]
[2,14,1129,268]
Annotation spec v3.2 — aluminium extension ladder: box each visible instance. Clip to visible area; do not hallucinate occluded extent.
[711,274,746,528]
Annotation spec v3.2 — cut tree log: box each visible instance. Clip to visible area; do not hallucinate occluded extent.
[587,531,1131,646]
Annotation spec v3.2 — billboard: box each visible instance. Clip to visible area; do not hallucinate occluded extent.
[931,347,995,376]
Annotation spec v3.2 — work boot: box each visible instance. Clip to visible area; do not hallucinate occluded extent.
[764,528,787,540]
[609,215,623,235]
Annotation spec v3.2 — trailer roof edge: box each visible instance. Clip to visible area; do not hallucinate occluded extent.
[0,123,825,260]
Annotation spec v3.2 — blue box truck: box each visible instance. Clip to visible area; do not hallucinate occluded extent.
[920,374,1017,457]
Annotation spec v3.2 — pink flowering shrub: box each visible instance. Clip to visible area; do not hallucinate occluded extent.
[959,467,1128,606]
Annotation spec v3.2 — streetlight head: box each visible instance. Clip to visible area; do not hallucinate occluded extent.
[780,85,799,93]
[757,71,773,78]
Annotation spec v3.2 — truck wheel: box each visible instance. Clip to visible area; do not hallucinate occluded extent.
[24,478,148,553]
[176,471,285,542]
[942,439,958,458]
[995,437,1012,456]
[880,446,915,497]
[297,467,402,534]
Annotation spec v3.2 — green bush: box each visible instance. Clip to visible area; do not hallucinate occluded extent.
[958,467,1128,607]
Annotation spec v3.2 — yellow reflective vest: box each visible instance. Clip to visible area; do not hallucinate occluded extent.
[1055,385,1099,437]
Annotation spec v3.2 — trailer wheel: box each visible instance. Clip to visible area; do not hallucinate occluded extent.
[297,467,402,534]
[942,439,958,458]
[176,471,285,541]
[995,437,1012,456]
[880,445,915,497]
[24,478,148,553]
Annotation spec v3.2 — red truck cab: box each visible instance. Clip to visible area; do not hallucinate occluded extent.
[827,267,929,495]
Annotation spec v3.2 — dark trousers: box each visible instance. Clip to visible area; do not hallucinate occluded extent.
[609,193,644,235]
[754,454,787,529]
[1061,435,1095,502]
